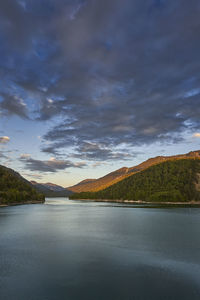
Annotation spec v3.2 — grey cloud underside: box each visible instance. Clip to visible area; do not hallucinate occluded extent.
[20,156,87,173]
[72,142,135,161]
[1,0,200,160]
[0,94,28,118]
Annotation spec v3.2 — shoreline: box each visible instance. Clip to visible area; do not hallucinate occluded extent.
[70,198,200,206]
[0,200,45,208]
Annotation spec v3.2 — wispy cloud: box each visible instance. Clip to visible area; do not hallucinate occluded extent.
[184,88,200,98]
[20,153,31,159]
[69,2,86,20]
[22,173,43,180]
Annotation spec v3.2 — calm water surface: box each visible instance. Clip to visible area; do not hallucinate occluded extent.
[0,198,200,300]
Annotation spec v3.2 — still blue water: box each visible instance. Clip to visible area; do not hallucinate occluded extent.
[0,198,200,300]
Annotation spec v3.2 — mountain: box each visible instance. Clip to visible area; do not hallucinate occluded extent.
[42,182,67,192]
[31,181,73,197]
[30,181,52,194]
[70,158,200,203]
[31,181,66,192]
[70,179,96,189]
[0,165,45,206]
[68,150,200,193]
[68,167,130,193]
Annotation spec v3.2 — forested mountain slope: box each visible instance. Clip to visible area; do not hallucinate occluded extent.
[68,151,200,193]
[0,165,45,205]
[70,159,200,202]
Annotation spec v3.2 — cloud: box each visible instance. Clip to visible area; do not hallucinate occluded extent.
[0,136,10,144]
[20,155,87,173]
[22,173,44,180]
[0,148,15,163]
[193,133,200,138]
[184,88,200,98]
[39,0,200,160]
[0,95,28,118]
[0,151,8,159]
[92,161,110,168]
[20,153,31,159]
[69,2,86,20]
[1,0,200,162]
[73,142,132,161]
[0,148,18,161]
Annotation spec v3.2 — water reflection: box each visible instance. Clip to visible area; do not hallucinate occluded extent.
[0,198,200,300]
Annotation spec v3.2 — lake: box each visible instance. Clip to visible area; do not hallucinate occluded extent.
[0,198,200,300]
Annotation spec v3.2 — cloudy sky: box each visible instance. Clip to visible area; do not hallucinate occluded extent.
[0,0,200,187]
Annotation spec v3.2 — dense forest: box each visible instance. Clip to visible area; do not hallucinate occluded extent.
[0,165,45,205]
[70,159,200,202]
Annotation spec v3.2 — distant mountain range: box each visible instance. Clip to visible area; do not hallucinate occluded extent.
[31,181,73,197]
[0,165,45,206]
[68,150,200,193]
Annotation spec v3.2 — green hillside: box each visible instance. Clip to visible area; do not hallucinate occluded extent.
[70,159,200,202]
[0,165,45,205]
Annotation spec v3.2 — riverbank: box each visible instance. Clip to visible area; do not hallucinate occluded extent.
[70,198,200,206]
[0,200,45,207]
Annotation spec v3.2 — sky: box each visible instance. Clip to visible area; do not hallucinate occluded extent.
[0,0,200,187]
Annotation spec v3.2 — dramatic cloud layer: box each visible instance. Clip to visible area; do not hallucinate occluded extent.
[0,0,200,163]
